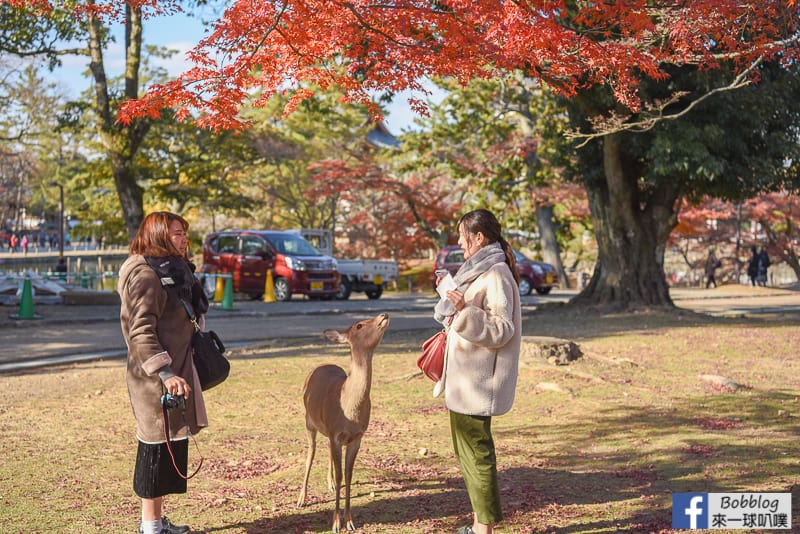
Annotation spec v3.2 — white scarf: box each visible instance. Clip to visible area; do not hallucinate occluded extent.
[434,242,507,324]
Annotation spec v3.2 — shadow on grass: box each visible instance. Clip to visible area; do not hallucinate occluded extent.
[523,306,800,342]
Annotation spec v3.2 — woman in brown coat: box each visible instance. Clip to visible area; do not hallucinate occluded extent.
[118,212,209,534]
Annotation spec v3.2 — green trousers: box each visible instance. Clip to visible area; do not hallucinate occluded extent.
[450,410,503,524]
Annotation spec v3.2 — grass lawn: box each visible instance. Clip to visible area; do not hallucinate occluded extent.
[1,306,798,533]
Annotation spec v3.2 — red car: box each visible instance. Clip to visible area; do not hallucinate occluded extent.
[201,230,340,301]
[433,245,557,296]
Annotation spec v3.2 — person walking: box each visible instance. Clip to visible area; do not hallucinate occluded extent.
[704,247,721,289]
[747,246,759,286]
[756,245,771,287]
[433,209,522,534]
[118,211,210,534]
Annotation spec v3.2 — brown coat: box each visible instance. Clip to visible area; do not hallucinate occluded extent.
[118,255,207,443]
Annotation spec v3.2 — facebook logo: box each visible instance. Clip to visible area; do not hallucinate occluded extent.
[673,493,708,529]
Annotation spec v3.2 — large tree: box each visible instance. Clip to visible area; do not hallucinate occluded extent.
[112,0,800,308]
[4,0,200,239]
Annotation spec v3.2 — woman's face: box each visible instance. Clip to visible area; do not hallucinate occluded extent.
[458,223,485,260]
[168,219,188,256]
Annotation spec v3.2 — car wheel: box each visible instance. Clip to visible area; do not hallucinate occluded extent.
[365,286,383,299]
[518,276,533,296]
[335,278,352,300]
[273,277,292,301]
[535,286,552,295]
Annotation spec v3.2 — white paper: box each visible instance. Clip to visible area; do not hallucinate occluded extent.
[436,273,457,299]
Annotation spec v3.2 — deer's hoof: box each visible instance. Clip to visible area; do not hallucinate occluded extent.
[346,520,356,531]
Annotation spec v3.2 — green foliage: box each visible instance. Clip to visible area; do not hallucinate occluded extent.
[0,3,85,70]
[597,61,800,204]
[240,86,372,229]
[135,114,259,222]
[399,76,581,241]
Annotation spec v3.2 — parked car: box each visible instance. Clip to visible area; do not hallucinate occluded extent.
[201,230,340,301]
[432,245,557,296]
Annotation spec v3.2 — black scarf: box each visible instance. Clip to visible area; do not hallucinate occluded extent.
[144,255,209,316]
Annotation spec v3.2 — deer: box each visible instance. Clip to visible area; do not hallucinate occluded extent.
[296,313,390,532]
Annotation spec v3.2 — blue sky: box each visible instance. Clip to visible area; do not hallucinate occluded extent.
[52,9,441,134]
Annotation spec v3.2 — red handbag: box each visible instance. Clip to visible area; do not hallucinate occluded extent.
[417,330,447,382]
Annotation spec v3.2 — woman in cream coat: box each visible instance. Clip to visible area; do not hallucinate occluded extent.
[434,209,522,534]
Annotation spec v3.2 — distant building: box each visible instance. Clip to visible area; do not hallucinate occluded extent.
[365,120,400,150]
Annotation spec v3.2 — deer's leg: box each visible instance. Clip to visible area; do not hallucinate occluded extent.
[296,427,317,508]
[327,451,335,492]
[343,436,362,531]
[329,438,344,533]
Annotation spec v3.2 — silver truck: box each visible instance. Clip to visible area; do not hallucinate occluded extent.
[290,229,398,300]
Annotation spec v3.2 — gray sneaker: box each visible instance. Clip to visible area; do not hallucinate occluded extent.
[161,516,190,534]
[138,516,190,534]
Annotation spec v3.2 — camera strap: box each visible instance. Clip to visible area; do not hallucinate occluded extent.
[162,401,204,479]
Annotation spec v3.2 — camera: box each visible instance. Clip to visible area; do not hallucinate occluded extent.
[161,392,186,410]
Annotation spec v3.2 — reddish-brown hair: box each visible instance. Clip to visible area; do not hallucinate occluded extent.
[129,211,190,259]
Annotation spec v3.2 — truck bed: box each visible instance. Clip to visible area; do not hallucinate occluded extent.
[337,259,398,281]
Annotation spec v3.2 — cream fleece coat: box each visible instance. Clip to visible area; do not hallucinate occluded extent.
[436,262,521,416]
[118,255,208,443]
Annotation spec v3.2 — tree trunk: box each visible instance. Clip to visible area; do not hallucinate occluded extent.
[572,134,678,308]
[535,204,570,288]
[88,5,150,240]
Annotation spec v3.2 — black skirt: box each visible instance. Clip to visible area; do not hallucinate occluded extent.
[133,439,188,498]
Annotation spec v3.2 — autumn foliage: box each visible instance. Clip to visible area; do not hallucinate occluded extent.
[101,0,800,130]
[672,193,800,281]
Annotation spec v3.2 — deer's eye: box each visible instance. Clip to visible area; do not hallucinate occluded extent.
[356,324,364,329]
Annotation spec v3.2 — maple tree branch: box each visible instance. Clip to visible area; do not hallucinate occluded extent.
[341,3,418,48]
[565,55,764,147]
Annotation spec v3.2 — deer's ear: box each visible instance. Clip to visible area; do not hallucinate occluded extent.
[323,329,348,344]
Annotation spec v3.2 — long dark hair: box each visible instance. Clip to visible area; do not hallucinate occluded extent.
[458,209,520,283]
[129,211,190,260]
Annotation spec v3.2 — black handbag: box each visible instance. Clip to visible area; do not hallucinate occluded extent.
[180,299,230,391]
[191,329,229,390]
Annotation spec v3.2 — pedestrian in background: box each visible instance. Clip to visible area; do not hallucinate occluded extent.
[747,246,759,286]
[756,245,771,286]
[433,208,522,534]
[118,211,209,534]
[705,247,721,289]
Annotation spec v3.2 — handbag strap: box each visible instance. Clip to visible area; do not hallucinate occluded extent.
[179,298,201,333]
[162,400,204,479]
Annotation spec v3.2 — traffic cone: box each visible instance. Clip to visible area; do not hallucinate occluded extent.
[221,275,234,310]
[10,278,40,320]
[263,269,276,303]
[213,274,225,302]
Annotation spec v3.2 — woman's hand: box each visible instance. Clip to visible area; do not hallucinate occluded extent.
[164,376,192,399]
[445,289,466,312]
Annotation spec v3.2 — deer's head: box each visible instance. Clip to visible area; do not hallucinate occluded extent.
[324,313,390,353]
